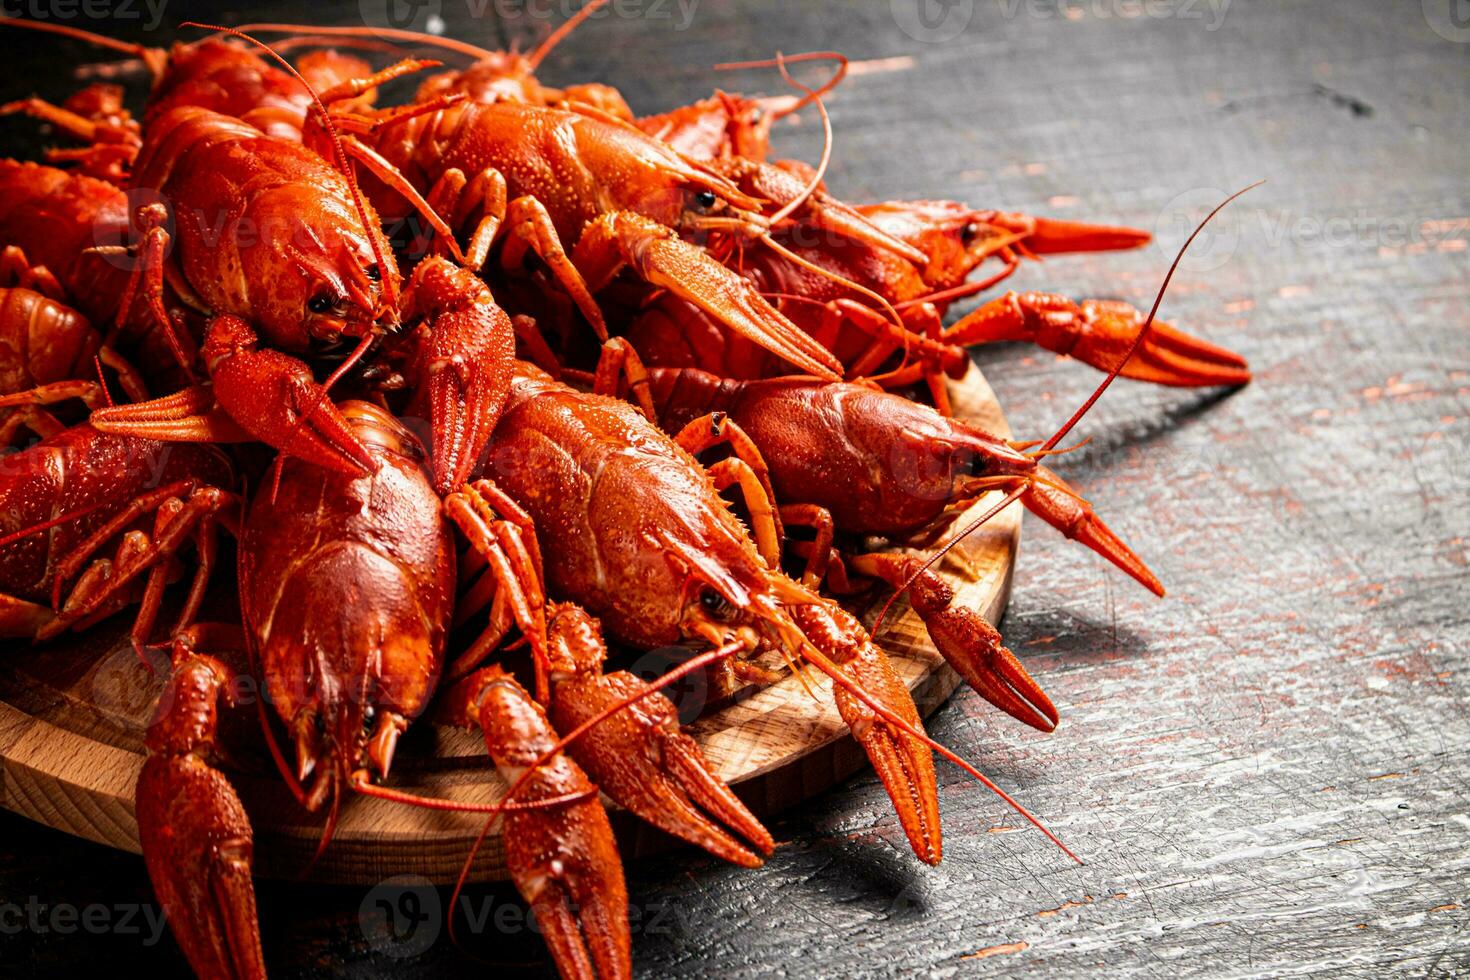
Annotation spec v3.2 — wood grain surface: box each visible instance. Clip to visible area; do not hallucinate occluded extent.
[0,0,1466,976]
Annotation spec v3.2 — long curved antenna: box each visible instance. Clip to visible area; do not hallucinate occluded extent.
[233,22,497,61]
[0,16,168,76]
[716,50,850,119]
[873,182,1264,633]
[1038,181,1264,454]
[764,53,834,226]
[269,34,409,56]
[527,0,610,69]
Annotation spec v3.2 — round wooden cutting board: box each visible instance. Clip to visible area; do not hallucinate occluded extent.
[0,366,1022,885]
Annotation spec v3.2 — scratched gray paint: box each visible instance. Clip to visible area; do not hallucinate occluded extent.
[0,0,1465,976]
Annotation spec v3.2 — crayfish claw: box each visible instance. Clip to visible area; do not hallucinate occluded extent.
[791,603,942,865]
[852,552,1058,732]
[945,291,1251,389]
[1025,467,1166,598]
[547,604,774,867]
[448,665,632,980]
[400,257,515,494]
[1022,215,1153,255]
[578,211,843,380]
[135,654,267,980]
[552,669,774,868]
[1078,299,1252,387]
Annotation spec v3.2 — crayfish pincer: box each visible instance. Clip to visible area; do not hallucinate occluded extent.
[136,401,458,977]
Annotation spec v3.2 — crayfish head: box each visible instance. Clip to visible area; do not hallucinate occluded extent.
[860,200,1019,288]
[581,118,768,241]
[679,564,814,673]
[261,540,443,805]
[239,181,399,351]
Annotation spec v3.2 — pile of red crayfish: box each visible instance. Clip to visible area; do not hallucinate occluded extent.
[0,8,1249,977]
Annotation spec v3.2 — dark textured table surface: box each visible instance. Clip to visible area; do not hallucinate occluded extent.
[1,0,1467,976]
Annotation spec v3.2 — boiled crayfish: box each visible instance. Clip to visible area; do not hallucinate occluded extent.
[0,12,1253,980]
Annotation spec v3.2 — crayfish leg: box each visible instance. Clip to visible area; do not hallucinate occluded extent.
[135,635,266,980]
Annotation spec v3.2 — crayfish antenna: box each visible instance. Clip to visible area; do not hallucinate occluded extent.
[715,50,851,120]
[231,22,499,61]
[875,182,1264,633]
[527,0,611,69]
[0,17,168,77]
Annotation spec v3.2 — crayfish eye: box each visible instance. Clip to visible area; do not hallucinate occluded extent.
[693,189,719,210]
[698,587,734,620]
[365,264,381,283]
[960,222,980,244]
[307,294,337,315]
